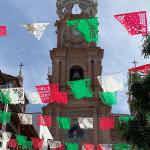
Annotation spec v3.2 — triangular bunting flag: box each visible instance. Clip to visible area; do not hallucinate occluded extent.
[78,118,93,129]
[0,111,11,124]
[97,73,123,92]
[114,11,148,36]
[41,141,49,150]
[48,140,61,149]
[16,135,27,146]
[0,26,7,36]
[113,144,130,150]
[0,131,11,150]
[31,137,44,149]
[7,139,17,149]
[65,142,78,150]
[67,79,92,99]
[57,117,71,130]
[66,17,99,43]
[40,126,53,141]
[0,89,11,104]
[21,23,49,40]
[53,144,64,150]
[97,144,112,150]
[98,92,117,106]
[119,116,134,124]
[22,141,32,149]
[0,88,24,104]
[82,144,94,150]
[99,117,114,130]
[128,64,150,75]
[18,113,32,125]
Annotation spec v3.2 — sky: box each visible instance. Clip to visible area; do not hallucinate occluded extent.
[0,0,149,114]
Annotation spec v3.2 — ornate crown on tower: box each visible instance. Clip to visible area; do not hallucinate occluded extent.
[56,0,98,19]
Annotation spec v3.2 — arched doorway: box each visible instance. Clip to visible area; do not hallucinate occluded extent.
[68,123,85,142]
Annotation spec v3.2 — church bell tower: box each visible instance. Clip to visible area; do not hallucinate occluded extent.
[43,0,112,147]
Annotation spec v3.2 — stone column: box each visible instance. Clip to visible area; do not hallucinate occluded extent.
[55,107,60,141]
[87,57,92,79]
[53,59,60,83]
[61,59,66,91]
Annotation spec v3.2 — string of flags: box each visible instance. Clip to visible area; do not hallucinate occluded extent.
[0,2,149,149]
[0,65,149,106]
[0,77,119,106]
[0,10,148,41]
[0,70,149,149]
[1,109,149,130]
[0,129,131,150]
[0,66,149,149]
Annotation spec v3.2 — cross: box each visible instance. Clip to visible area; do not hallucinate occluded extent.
[19,62,24,76]
[132,60,138,68]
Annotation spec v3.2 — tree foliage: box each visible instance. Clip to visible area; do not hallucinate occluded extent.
[118,72,150,150]
[141,33,150,58]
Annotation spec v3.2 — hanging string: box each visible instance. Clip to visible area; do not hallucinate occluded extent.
[1,9,150,26]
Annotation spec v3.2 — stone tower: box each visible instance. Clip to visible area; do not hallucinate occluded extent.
[43,0,112,147]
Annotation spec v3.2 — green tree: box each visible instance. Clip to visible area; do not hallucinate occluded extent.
[141,33,150,58]
[118,72,150,150]
[118,31,150,150]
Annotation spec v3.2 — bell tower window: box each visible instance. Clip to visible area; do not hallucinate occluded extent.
[70,66,84,81]
[72,4,82,14]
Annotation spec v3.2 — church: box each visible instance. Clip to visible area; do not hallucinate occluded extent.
[42,0,123,148]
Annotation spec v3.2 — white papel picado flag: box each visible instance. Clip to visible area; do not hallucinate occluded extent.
[0,88,24,104]
[40,126,53,141]
[18,113,32,125]
[78,118,93,129]
[0,131,11,150]
[97,72,123,92]
[21,23,49,40]
[25,92,42,104]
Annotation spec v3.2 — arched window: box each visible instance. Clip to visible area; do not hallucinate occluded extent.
[70,66,84,81]
[72,4,82,14]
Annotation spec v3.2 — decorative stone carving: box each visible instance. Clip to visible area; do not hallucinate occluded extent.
[56,0,98,19]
